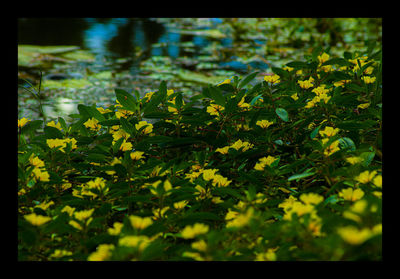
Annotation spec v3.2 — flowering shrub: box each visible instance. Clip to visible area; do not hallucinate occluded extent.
[18,46,382,261]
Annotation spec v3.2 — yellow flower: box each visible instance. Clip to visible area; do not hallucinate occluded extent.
[181,223,209,239]
[264,74,280,84]
[18,117,30,128]
[215,146,230,154]
[225,209,240,221]
[317,52,330,65]
[135,120,153,134]
[207,104,224,117]
[260,156,277,166]
[35,200,55,211]
[363,66,374,75]
[339,187,364,201]
[144,91,155,100]
[255,249,277,261]
[256,120,273,129]
[31,167,50,182]
[74,208,95,221]
[118,235,151,251]
[333,80,351,87]
[88,244,114,261]
[361,76,376,84]
[346,156,363,165]
[130,151,145,160]
[290,93,299,101]
[97,107,112,114]
[119,139,133,152]
[357,103,370,109]
[337,226,373,245]
[202,168,219,181]
[182,251,204,261]
[299,193,324,205]
[61,205,76,217]
[29,155,45,168]
[298,79,314,89]
[84,117,101,131]
[112,129,130,144]
[167,89,175,96]
[355,170,377,184]
[230,139,253,152]
[47,138,66,152]
[312,85,330,96]
[237,97,250,109]
[173,200,189,210]
[372,175,382,188]
[323,139,340,156]
[212,174,232,187]
[47,120,62,131]
[283,66,294,72]
[50,249,73,259]
[107,222,123,235]
[24,213,51,226]
[226,207,254,228]
[191,239,207,252]
[319,126,340,137]
[218,78,231,85]
[320,64,334,73]
[282,202,315,221]
[129,215,153,230]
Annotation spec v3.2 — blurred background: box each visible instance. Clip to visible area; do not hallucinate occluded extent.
[18,18,382,121]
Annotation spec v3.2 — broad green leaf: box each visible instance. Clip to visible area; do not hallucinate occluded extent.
[338,137,356,151]
[238,71,259,89]
[209,86,226,107]
[275,107,289,122]
[115,88,137,112]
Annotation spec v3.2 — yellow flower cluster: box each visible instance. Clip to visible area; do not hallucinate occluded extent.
[337,224,381,245]
[135,120,153,134]
[207,103,224,117]
[84,117,101,131]
[47,138,77,153]
[305,85,331,108]
[88,244,115,261]
[24,213,52,226]
[28,154,50,182]
[317,126,340,156]
[256,119,273,129]
[18,117,30,129]
[254,155,277,171]
[298,76,314,89]
[226,207,254,229]
[181,223,209,239]
[73,177,108,199]
[264,74,280,84]
[279,194,324,236]
[215,139,253,155]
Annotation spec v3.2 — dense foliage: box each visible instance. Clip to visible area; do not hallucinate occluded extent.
[18,44,382,261]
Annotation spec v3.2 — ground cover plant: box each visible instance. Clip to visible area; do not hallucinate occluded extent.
[18,44,382,261]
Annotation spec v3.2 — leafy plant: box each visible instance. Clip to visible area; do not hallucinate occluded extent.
[18,44,382,261]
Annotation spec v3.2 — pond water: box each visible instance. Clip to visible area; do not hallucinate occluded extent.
[18,18,272,121]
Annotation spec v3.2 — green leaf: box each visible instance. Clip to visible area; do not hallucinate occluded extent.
[115,88,137,112]
[275,108,289,122]
[143,81,167,114]
[209,86,226,107]
[250,94,263,106]
[238,71,259,89]
[338,137,356,151]
[43,126,64,139]
[286,61,308,69]
[310,125,321,139]
[360,151,375,167]
[288,170,316,182]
